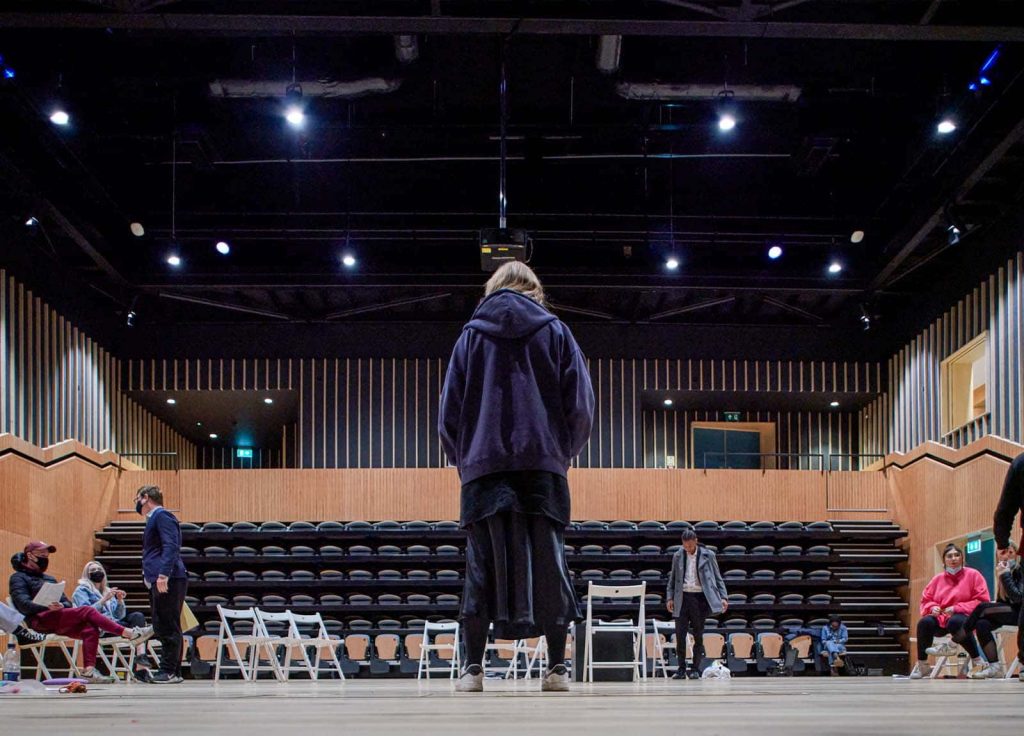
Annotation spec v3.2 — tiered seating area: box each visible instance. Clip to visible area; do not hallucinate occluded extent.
[95,518,909,677]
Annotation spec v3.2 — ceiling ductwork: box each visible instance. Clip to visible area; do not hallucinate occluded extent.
[596,35,622,75]
[209,77,401,99]
[615,82,802,102]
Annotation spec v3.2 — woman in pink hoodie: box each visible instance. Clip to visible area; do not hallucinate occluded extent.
[909,543,991,678]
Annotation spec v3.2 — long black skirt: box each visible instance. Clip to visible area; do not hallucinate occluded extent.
[458,472,581,640]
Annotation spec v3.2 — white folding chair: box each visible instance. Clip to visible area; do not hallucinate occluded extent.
[97,634,137,681]
[2,600,80,680]
[417,621,460,679]
[288,611,345,680]
[926,635,965,679]
[993,625,1021,679]
[214,606,279,681]
[650,620,677,678]
[583,582,647,682]
[253,609,296,681]
[504,636,547,680]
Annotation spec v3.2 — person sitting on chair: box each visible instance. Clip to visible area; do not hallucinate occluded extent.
[0,600,47,646]
[666,529,728,679]
[9,541,153,684]
[909,543,990,679]
[965,541,1023,679]
[819,615,848,675]
[73,560,154,669]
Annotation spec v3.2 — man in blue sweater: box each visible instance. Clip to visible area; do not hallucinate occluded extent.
[135,485,188,684]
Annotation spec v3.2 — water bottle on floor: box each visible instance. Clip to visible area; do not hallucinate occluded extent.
[3,642,19,683]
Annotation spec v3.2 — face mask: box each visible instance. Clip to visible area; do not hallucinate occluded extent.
[31,555,50,573]
[89,571,105,584]
[945,565,961,575]
[135,499,144,515]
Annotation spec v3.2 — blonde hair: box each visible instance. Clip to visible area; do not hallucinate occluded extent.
[78,560,109,595]
[484,262,547,307]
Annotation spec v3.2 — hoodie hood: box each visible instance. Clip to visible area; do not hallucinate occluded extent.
[465,289,557,340]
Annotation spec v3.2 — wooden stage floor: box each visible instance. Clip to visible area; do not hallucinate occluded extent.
[2,677,1020,734]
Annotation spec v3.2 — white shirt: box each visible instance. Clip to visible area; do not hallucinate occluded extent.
[682,550,702,592]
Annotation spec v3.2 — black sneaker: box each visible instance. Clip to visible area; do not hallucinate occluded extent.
[686,670,701,680]
[148,671,183,684]
[671,671,686,680]
[135,654,156,670]
[13,625,46,645]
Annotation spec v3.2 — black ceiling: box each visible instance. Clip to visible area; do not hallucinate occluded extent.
[1,1,1024,343]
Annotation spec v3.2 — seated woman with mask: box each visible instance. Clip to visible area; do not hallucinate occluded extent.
[964,541,1022,679]
[73,560,154,668]
[909,543,990,679]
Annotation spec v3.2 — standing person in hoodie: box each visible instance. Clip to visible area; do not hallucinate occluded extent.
[439,262,594,693]
[909,543,990,678]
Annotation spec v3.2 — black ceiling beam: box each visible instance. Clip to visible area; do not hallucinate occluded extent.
[2,13,1023,41]
[157,292,291,320]
[648,296,736,320]
[761,295,824,322]
[322,292,452,320]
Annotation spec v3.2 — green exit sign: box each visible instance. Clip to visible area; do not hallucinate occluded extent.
[966,538,982,554]
[723,411,742,422]
[236,448,253,459]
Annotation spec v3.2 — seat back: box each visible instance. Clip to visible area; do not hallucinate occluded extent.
[758,632,784,658]
[254,609,292,638]
[375,634,401,660]
[344,634,371,661]
[790,634,813,658]
[729,632,755,658]
[702,633,726,659]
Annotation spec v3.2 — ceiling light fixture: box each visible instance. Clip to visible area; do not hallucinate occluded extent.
[850,230,865,244]
[166,253,182,267]
[716,89,737,133]
[341,253,356,267]
[830,401,840,408]
[215,241,230,255]
[937,118,957,135]
[24,216,38,227]
[263,397,274,405]
[209,433,218,439]
[130,222,145,237]
[49,110,69,126]
[828,261,843,274]
[663,398,674,407]
[768,245,783,260]
[166,398,176,405]
[665,257,680,271]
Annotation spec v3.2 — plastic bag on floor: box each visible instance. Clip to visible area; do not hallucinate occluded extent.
[701,660,732,680]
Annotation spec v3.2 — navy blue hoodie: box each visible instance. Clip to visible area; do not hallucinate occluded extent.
[439,289,595,485]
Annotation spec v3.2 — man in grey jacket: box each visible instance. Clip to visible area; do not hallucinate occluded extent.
[665,529,728,678]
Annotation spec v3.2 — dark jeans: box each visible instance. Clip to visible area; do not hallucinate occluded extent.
[916,613,979,660]
[674,592,710,673]
[119,610,147,629]
[964,601,1020,663]
[150,578,187,676]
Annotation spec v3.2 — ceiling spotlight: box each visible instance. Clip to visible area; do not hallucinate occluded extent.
[718,114,737,132]
[130,222,145,237]
[945,205,967,246]
[126,310,136,328]
[209,433,218,439]
[859,304,873,331]
[828,261,843,274]
[850,230,865,244]
[215,241,230,255]
[663,398,674,407]
[195,421,202,427]
[284,82,305,128]
[937,119,957,135]
[665,257,680,271]
[166,253,182,267]
[166,398,176,405]
[715,89,737,133]
[49,109,69,126]
[341,253,356,267]
[768,245,783,260]
[829,401,840,408]
[948,224,961,246]
[24,216,38,227]
[3,68,15,80]
[263,397,274,405]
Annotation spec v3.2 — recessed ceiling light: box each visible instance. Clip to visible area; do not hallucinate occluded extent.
[663,398,674,407]
[342,254,356,267]
[166,398,176,405]
[195,421,202,427]
[130,222,145,237]
[665,257,679,271]
[850,230,865,244]
[49,110,70,126]
[209,433,218,439]
[215,241,230,255]
[166,254,182,267]
[830,401,840,408]
[937,119,957,135]
[263,397,274,405]
[768,245,783,260]
[828,261,843,274]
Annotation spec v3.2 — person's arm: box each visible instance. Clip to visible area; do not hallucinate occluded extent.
[438,333,468,468]
[9,573,48,617]
[839,625,848,645]
[953,571,991,614]
[155,512,181,580]
[919,576,939,616]
[665,553,677,604]
[559,326,595,458]
[710,553,728,600]
[110,596,126,620]
[999,568,1024,604]
[994,455,1024,549]
[72,584,101,610]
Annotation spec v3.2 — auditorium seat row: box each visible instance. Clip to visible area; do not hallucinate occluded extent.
[174,520,836,533]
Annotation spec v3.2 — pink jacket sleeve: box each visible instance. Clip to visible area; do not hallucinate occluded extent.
[952,570,991,615]
[919,575,939,616]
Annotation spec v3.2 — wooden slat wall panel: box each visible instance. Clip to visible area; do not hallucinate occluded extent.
[127,356,874,470]
[862,253,1024,454]
[0,269,195,469]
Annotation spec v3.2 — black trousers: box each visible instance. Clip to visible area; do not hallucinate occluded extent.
[674,592,710,672]
[964,601,1021,662]
[916,613,978,660]
[150,578,187,676]
[119,610,147,629]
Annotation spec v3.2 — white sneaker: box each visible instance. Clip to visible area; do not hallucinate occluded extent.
[925,641,959,657]
[126,626,154,644]
[455,665,484,692]
[969,663,1004,679]
[541,664,571,692]
[909,662,933,679]
[82,669,118,684]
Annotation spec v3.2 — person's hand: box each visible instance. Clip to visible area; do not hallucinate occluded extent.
[930,606,942,616]
[113,588,126,600]
[100,589,114,602]
[943,606,955,615]
[997,560,1010,574]
[666,599,674,614]
[721,600,729,613]
[48,602,63,611]
[156,575,169,594]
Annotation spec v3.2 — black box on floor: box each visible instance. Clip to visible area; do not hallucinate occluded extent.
[572,623,636,682]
